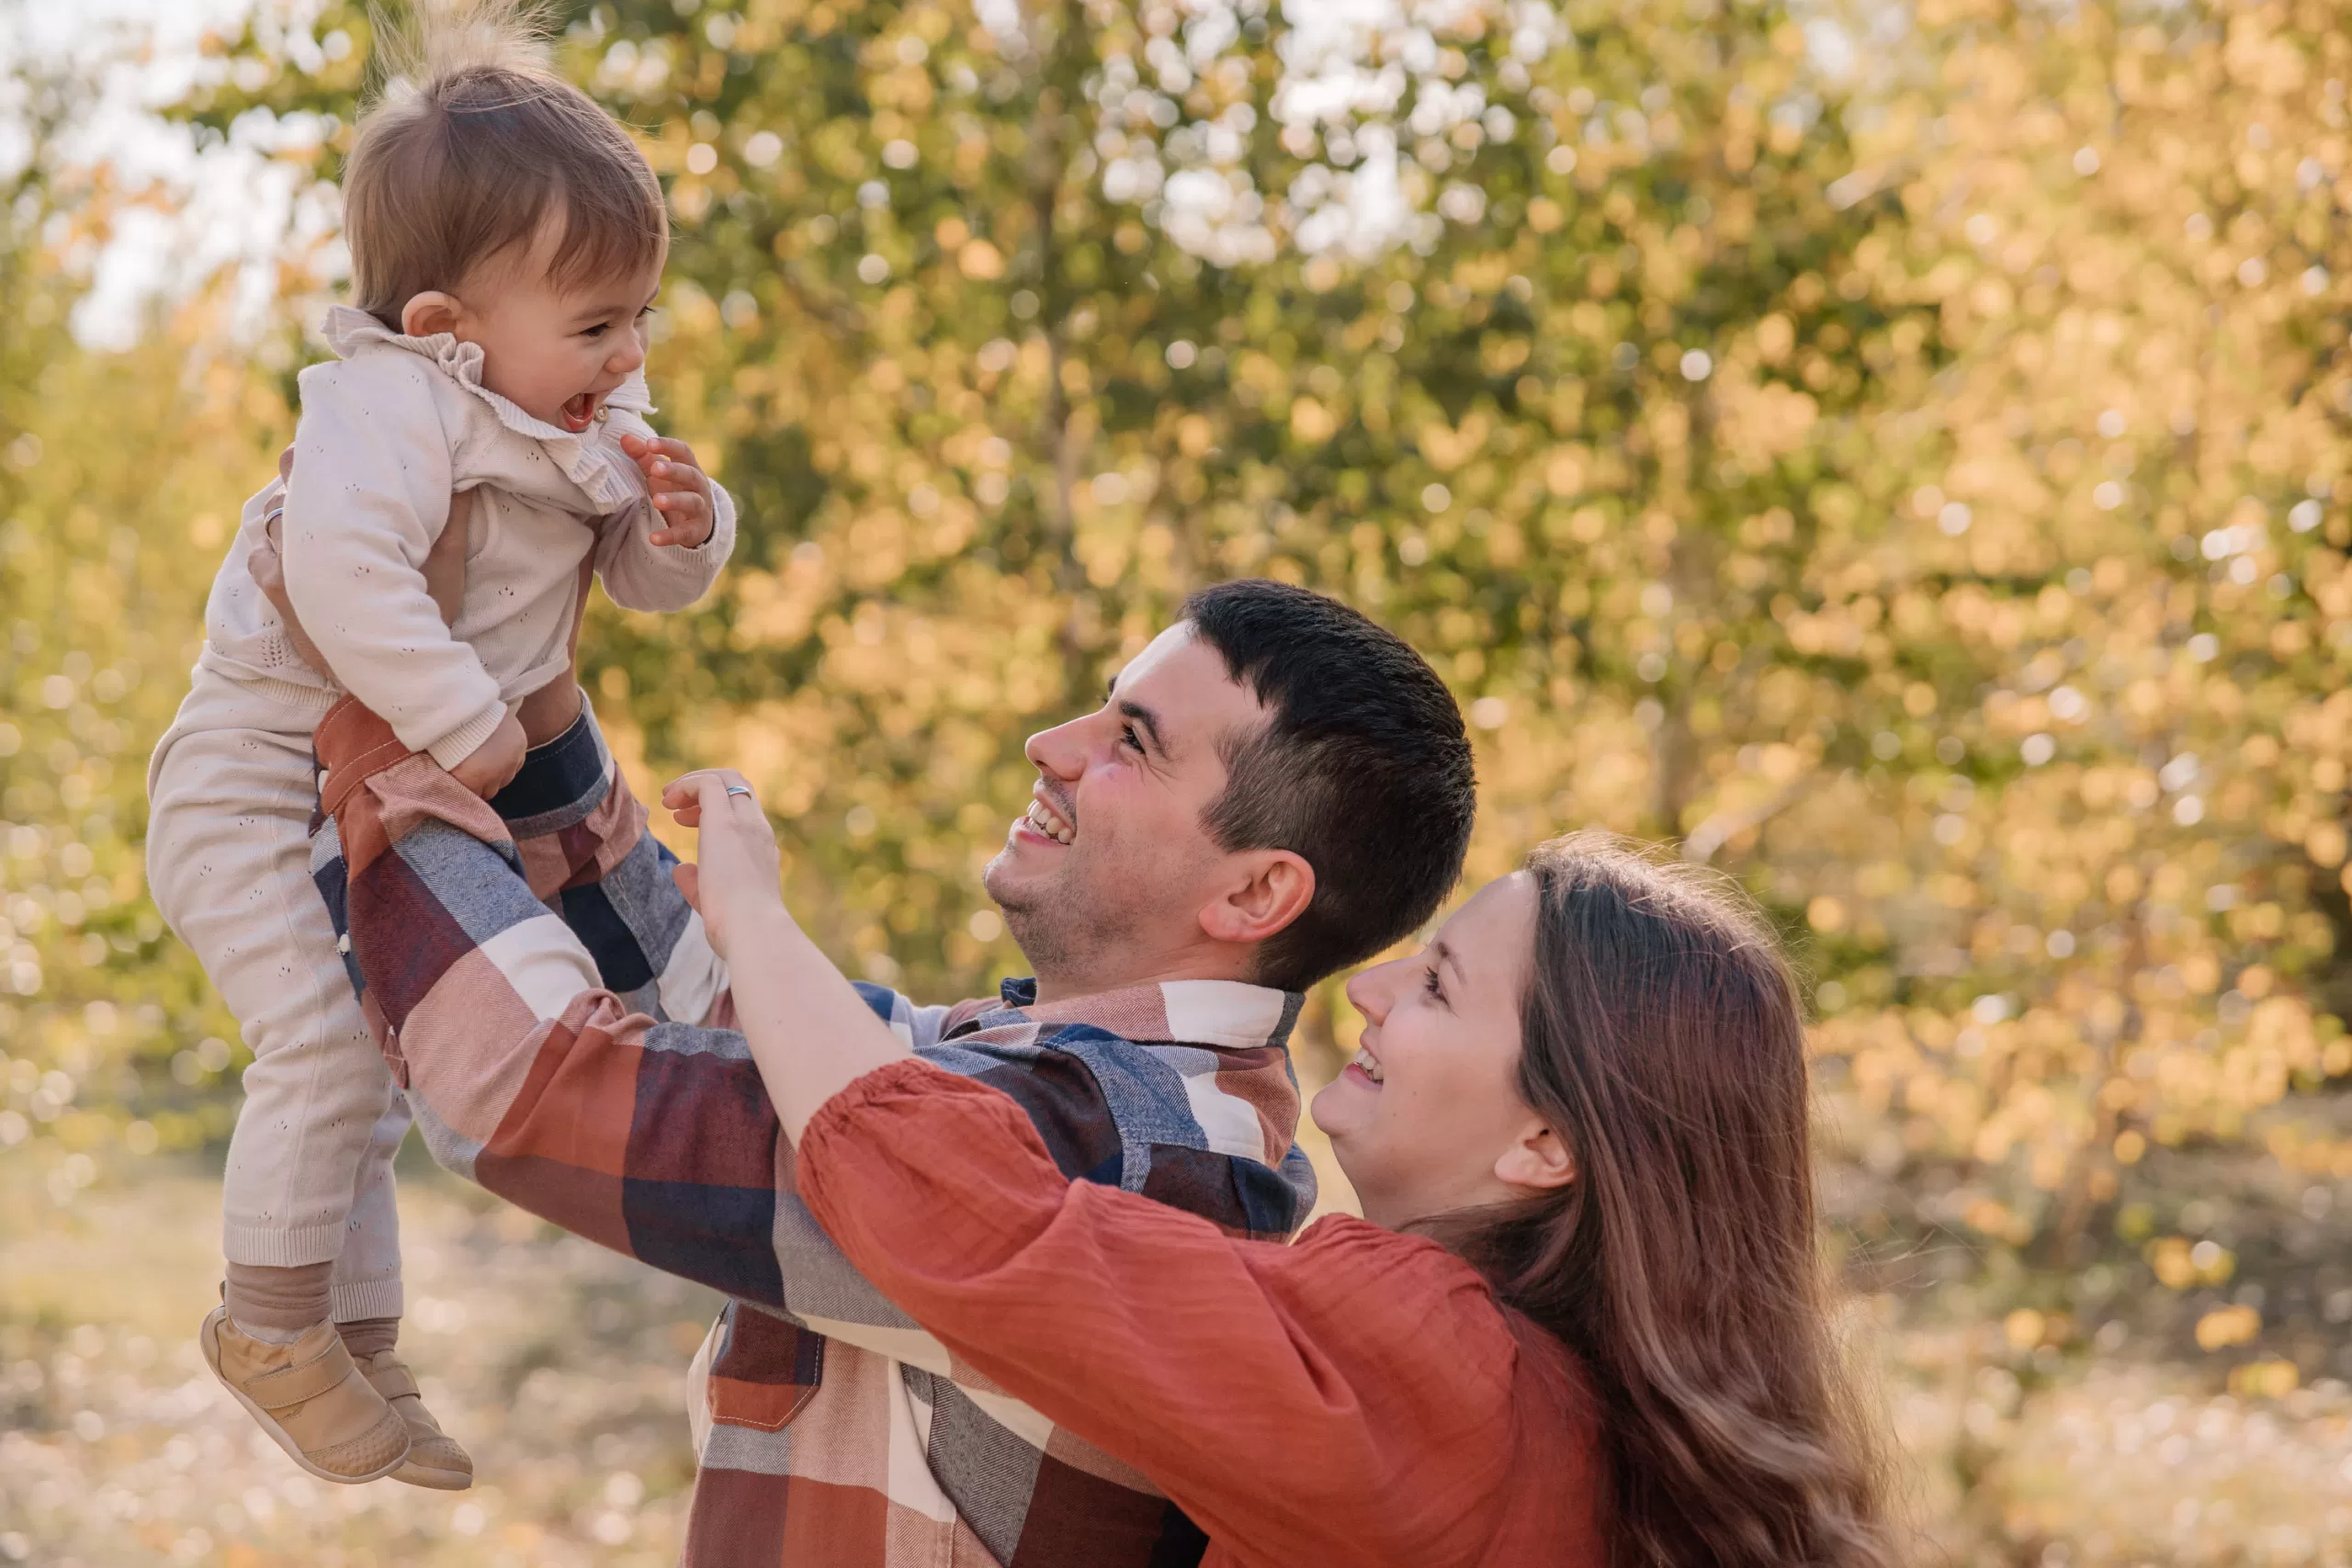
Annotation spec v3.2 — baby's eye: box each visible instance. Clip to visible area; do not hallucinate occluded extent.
[582,323,609,338]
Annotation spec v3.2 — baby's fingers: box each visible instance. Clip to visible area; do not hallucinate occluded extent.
[648,491,709,547]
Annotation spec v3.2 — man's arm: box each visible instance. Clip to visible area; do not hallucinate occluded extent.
[318,698,1034,1368]
[322,697,1310,1327]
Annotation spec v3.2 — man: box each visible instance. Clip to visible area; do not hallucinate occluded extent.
[316,578,1476,1564]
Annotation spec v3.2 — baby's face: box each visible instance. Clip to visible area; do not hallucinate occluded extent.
[450,241,665,433]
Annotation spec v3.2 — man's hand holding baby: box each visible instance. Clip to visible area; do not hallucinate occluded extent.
[620,432,716,548]
[448,714,528,798]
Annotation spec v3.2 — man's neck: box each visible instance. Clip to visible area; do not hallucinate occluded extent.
[1026,942,1263,1008]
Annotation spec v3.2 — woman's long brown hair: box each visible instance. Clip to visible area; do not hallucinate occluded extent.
[1460,832,1893,1568]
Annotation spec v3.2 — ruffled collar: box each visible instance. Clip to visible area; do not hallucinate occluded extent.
[320,304,652,513]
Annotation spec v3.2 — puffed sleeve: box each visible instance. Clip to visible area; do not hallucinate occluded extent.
[591,407,735,613]
[797,1059,1532,1562]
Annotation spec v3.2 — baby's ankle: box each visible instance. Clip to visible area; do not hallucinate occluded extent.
[223,1259,334,1343]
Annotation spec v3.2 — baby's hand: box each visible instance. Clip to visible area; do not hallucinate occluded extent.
[619,433,715,549]
[448,713,528,799]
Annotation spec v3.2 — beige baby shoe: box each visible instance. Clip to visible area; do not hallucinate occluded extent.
[354,1349,475,1491]
[200,1307,411,1483]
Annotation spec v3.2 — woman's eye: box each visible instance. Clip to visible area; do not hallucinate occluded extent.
[1421,965,1445,1000]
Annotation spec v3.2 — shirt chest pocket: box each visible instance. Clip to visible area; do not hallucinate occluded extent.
[698,1299,825,1433]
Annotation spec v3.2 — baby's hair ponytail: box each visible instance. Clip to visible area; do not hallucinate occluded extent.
[371,0,558,88]
[344,0,667,329]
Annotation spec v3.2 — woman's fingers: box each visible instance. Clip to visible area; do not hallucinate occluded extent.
[662,769,762,823]
[671,861,701,911]
[661,770,781,954]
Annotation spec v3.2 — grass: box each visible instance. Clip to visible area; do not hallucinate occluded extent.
[5,1148,2352,1565]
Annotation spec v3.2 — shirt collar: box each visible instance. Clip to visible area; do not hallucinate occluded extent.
[320,304,652,511]
[961,976,1303,1053]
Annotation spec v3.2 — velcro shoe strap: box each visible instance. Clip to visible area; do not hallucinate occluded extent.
[244,1338,360,1412]
[364,1359,421,1402]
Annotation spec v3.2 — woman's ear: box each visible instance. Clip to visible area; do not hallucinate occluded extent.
[400,290,465,339]
[1495,1122,1576,1195]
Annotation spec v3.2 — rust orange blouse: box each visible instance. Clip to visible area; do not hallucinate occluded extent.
[797,1058,1611,1568]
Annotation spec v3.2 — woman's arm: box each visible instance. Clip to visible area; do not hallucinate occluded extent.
[661,771,910,1141]
[794,1056,1531,1562]
[669,772,1528,1553]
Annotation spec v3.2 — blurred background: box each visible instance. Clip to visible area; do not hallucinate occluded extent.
[5,0,2352,1562]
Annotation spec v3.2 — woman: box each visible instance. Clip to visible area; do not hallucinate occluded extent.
[670,770,1894,1568]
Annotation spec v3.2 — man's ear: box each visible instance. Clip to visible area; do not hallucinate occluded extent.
[1197,851,1315,951]
[1494,1122,1576,1196]
[400,290,465,339]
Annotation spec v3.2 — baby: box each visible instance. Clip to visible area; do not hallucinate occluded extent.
[145,4,733,1491]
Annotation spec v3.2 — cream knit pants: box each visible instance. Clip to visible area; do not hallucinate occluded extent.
[146,670,407,1322]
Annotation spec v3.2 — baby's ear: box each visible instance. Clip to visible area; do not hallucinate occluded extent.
[400,291,464,339]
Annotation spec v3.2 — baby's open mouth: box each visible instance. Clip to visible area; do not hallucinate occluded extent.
[560,391,600,433]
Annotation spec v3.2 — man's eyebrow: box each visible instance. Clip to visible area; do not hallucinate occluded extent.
[1116,697,1167,757]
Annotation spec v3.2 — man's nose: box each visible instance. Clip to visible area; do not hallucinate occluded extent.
[1024,716,1088,783]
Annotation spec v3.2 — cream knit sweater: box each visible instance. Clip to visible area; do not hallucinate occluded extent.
[194,306,735,765]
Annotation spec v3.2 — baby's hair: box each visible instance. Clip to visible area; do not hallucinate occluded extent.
[345,0,667,329]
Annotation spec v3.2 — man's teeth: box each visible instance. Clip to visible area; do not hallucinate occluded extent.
[1353,1048,1384,1083]
[1023,800,1075,844]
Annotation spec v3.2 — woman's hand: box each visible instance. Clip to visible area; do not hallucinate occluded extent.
[662,769,786,959]
[662,770,910,1143]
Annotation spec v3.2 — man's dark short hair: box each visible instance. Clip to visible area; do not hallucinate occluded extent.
[1183,579,1476,992]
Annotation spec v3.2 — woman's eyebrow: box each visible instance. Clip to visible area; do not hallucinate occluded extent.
[1435,940,1465,988]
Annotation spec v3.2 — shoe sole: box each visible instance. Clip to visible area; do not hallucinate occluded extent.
[200,1310,410,1485]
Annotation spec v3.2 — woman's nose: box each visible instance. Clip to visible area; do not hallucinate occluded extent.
[1345,964,1390,1027]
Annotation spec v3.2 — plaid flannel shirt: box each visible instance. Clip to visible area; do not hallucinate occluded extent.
[309,696,1317,1567]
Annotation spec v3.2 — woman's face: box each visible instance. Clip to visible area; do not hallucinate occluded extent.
[1311,872,1565,1228]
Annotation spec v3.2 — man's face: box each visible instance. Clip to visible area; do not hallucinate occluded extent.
[982,623,1270,993]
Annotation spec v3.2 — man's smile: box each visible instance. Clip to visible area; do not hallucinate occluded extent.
[1014,787,1076,847]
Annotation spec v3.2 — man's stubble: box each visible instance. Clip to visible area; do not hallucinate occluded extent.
[982,839,1148,985]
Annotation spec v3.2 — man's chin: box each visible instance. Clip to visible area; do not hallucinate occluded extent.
[979,852,1049,921]
[979,848,1021,903]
